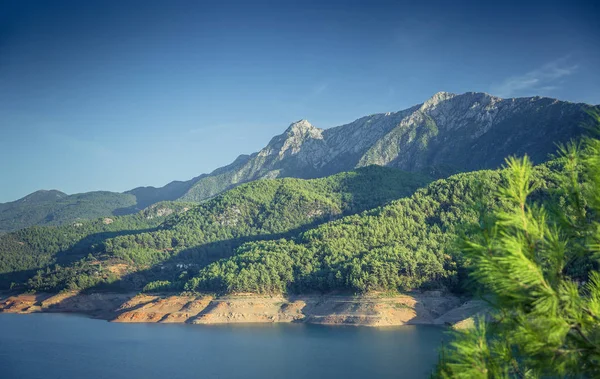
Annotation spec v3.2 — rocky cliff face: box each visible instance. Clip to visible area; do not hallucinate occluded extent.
[179,92,597,202]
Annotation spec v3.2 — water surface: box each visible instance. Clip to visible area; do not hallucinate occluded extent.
[0,313,446,379]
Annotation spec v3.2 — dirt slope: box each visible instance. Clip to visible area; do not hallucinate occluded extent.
[0,291,485,328]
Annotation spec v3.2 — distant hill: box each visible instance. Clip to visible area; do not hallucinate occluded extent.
[0,190,137,234]
[2,91,596,233]
[124,176,203,210]
[16,189,68,203]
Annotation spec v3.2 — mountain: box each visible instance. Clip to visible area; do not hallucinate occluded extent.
[1,112,596,294]
[1,91,596,233]
[175,92,597,201]
[124,176,205,210]
[0,190,137,234]
[15,190,67,203]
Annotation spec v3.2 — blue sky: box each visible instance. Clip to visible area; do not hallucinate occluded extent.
[1,0,599,202]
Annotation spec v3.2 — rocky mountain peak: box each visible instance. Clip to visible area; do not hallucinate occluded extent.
[157,91,598,206]
[256,120,325,161]
[421,91,457,110]
[285,120,320,135]
[280,119,324,146]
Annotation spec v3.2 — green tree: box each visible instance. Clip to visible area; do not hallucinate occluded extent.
[433,127,600,377]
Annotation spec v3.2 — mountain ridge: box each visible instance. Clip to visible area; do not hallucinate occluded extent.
[177,91,596,201]
[2,91,597,233]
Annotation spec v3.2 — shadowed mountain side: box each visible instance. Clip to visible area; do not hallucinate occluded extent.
[0,228,156,289]
[179,159,571,296]
[85,227,321,293]
[124,152,256,208]
[125,177,201,210]
[0,202,194,289]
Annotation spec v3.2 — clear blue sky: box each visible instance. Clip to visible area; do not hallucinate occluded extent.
[1,0,599,202]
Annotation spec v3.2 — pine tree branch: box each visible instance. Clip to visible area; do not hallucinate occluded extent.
[510,358,526,378]
[570,324,600,352]
[583,307,600,323]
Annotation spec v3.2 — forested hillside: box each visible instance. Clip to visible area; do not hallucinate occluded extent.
[0,166,430,291]
[183,161,568,294]
[0,202,193,288]
[0,190,138,234]
[4,158,574,295]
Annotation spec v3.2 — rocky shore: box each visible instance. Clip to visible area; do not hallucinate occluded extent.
[0,291,488,328]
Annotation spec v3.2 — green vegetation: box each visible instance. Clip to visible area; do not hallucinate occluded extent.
[1,104,598,375]
[0,202,192,289]
[3,98,596,235]
[433,133,600,376]
[0,156,581,297]
[184,161,569,294]
[2,128,598,314]
[104,166,430,264]
[0,166,430,292]
[0,190,138,234]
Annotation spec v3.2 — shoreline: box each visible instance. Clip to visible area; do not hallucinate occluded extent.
[0,291,487,328]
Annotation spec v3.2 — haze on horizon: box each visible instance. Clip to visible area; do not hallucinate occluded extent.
[1,0,599,203]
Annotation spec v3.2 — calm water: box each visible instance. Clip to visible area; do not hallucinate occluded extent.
[0,313,446,379]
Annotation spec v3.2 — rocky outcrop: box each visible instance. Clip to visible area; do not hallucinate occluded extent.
[190,295,306,324]
[0,292,133,319]
[0,291,487,328]
[433,300,491,329]
[115,295,213,323]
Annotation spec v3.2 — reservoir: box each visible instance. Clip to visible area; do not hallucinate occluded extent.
[0,313,446,379]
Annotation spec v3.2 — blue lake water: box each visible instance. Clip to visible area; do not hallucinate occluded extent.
[0,313,447,379]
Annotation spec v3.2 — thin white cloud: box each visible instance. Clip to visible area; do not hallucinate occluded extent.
[491,57,578,98]
[311,83,328,96]
[291,82,330,109]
